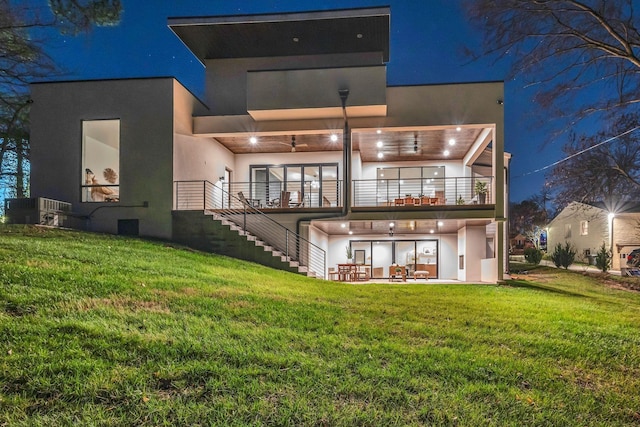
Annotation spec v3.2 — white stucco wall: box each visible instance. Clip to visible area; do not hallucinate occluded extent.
[457,225,486,282]
[30,78,177,238]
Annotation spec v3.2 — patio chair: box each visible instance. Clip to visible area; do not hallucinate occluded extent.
[279,191,291,208]
[388,265,407,282]
[290,190,304,208]
[237,191,259,208]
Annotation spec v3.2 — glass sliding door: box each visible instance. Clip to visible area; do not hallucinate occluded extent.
[269,167,284,207]
[399,167,421,199]
[351,239,438,279]
[251,167,268,205]
[250,162,339,208]
[321,165,339,207]
[371,241,393,278]
[286,167,302,206]
[304,166,320,207]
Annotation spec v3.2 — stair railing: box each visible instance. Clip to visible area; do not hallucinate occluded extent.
[175,180,326,279]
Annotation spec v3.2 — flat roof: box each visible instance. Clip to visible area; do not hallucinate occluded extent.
[168,7,390,64]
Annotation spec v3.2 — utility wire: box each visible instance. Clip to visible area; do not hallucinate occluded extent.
[514,125,640,178]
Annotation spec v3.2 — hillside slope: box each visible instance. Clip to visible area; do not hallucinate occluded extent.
[1,226,640,426]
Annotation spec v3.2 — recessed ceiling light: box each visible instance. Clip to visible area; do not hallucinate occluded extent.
[376,129,382,134]
[376,140,383,148]
[348,230,353,235]
[443,150,450,156]
[456,126,461,132]
[434,172,438,176]
[356,33,363,39]
[249,136,257,144]
[380,173,384,177]
[377,152,384,159]
[430,229,435,234]
[293,37,299,42]
[437,221,444,226]
[341,223,346,228]
[330,134,338,142]
[449,138,456,145]
[389,222,395,227]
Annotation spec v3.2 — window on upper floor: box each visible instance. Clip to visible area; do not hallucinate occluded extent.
[580,220,589,236]
[564,223,572,239]
[81,120,120,203]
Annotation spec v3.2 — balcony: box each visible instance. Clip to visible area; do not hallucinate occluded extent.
[175,177,493,211]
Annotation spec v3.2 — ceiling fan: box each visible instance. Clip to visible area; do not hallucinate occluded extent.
[276,135,308,152]
[402,133,421,154]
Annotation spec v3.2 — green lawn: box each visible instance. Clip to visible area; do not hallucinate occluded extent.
[1,225,640,426]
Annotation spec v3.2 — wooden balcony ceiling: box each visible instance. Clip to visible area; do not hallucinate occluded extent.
[313,219,491,235]
[213,126,487,162]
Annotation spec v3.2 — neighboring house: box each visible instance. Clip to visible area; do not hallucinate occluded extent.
[509,234,534,254]
[547,201,640,270]
[11,7,509,282]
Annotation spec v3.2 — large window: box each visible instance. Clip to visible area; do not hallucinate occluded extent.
[348,239,438,279]
[377,166,445,200]
[82,120,120,202]
[250,163,339,207]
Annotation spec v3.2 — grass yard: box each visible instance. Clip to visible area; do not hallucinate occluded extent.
[1,225,640,426]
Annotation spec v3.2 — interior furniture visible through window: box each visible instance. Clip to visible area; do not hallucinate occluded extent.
[376,166,445,204]
[81,119,120,202]
[250,163,339,208]
[349,239,438,279]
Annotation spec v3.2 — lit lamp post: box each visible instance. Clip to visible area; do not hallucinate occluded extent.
[608,212,615,262]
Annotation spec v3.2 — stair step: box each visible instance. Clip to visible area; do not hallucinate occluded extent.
[202,210,323,280]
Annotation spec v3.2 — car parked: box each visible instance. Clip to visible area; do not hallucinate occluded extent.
[627,248,640,267]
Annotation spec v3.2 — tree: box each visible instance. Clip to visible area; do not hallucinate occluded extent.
[464,0,640,131]
[1,0,122,100]
[510,197,548,247]
[547,113,640,208]
[0,96,30,199]
[0,0,121,207]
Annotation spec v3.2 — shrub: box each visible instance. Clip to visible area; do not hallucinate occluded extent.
[524,247,543,265]
[550,242,577,269]
[595,242,611,273]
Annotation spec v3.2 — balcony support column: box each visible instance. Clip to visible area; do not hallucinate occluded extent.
[339,89,351,214]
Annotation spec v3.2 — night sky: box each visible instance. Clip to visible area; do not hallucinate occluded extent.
[31,0,567,202]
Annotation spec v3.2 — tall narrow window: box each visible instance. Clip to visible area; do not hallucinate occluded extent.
[580,220,589,236]
[82,120,120,202]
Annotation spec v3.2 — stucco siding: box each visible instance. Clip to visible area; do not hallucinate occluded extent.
[30,78,175,238]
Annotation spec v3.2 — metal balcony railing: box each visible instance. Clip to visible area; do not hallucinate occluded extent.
[175,177,493,210]
[217,180,344,209]
[352,176,493,207]
[175,180,326,278]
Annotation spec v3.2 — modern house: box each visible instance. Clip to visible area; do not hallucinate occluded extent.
[547,201,640,271]
[13,7,509,282]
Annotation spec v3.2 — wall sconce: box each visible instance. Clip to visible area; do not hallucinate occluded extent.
[219,176,225,181]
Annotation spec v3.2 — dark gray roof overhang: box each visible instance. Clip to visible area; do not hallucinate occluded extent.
[168,7,390,65]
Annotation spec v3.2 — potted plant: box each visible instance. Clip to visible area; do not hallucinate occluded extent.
[345,245,353,263]
[475,181,488,204]
[456,195,465,205]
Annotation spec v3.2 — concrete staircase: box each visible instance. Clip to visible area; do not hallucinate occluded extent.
[172,210,321,278]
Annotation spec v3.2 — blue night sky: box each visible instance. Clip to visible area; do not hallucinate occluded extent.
[31,0,568,202]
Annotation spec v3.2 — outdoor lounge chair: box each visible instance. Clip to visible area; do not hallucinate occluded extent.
[238,191,259,208]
